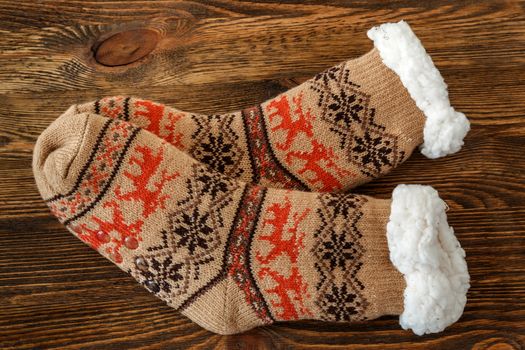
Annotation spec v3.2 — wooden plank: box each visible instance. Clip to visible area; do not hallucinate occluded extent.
[0,1,524,93]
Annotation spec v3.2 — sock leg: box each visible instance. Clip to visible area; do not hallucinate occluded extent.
[76,21,468,192]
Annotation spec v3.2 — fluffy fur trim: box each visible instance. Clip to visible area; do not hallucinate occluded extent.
[387,185,470,335]
[367,21,470,159]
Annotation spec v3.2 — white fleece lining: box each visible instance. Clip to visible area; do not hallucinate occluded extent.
[387,185,470,335]
[367,21,470,159]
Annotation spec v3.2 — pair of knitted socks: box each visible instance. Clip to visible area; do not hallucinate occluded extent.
[33,21,470,335]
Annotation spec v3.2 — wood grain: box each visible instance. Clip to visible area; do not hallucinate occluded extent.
[0,0,524,349]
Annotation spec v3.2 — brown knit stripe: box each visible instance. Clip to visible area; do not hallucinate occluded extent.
[94,99,101,114]
[241,105,308,190]
[225,184,274,323]
[123,97,131,121]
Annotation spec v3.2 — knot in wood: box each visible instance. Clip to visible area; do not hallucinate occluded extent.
[94,29,159,66]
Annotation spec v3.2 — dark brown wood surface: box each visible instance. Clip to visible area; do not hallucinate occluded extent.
[1,1,524,349]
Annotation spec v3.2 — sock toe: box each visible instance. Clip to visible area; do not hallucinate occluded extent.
[33,106,89,198]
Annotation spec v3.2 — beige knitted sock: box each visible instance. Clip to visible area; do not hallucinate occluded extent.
[76,21,469,192]
[33,109,469,335]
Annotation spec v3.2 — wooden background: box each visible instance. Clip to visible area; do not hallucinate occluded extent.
[1,1,524,349]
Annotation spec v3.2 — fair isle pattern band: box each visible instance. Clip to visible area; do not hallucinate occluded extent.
[309,64,406,178]
[130,180,274,322]
[314,192,369,321]
[45,119,140,226]
[225,185,274,323]
[130,163,240,309]
[241,105,309,190]
[94,96,131,122]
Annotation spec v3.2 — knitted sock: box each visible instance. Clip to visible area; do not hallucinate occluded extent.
[76,20,469,192]
[33,110,469,335]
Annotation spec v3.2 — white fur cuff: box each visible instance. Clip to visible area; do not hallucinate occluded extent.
[387,184,470,335]
[367,21,470,159]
